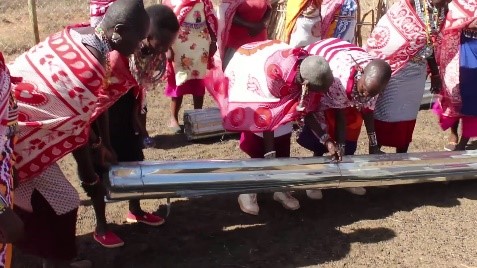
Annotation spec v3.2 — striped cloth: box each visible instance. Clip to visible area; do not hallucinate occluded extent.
[305,38,375,111]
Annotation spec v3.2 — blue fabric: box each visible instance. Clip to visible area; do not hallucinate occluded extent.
[297,125,357,156]
[333,0,358,43]
[460,34,477,116]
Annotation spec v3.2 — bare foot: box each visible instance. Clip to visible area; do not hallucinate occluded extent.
[167,120,181,134]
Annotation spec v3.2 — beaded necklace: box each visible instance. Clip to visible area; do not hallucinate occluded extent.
[349,55,375,110]
[131,43,167,88]
[415,0,445,59]
[94,27,112,88]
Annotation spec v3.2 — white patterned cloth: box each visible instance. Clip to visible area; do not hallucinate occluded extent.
[14,163,80,215]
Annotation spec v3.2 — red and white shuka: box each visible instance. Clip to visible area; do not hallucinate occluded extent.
[89,0,116,27]
[434,0,477,125]
[304,38,374,141]
[8,25,137,182]
[364,0,428,74]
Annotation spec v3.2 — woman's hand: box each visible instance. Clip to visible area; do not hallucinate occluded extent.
[92,145,117,171]
[369,145,385,154]
[208,42,217,68]
[325,140,342,161]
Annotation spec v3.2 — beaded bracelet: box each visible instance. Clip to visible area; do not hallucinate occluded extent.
[264,151,276,159]
[0,194,7,215]
[319,133,331,145]
[368,132,378,147]
[91,137,102,150]
[82,175,100,186]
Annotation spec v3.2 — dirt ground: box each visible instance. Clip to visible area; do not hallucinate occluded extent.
[10,90,477,268]
[3,1,477,266]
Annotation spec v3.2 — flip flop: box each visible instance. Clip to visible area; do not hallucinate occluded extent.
[444,142,458,151]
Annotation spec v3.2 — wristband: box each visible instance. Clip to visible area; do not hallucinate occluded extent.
[338,143,346,155]
[82,175,100,186]
[91,136,102,150]
[264,151,276,159]
[0,195,6,215]
[367,132,378,147]
[319,133,331,145]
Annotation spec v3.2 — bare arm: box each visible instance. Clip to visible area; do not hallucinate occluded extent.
[304,113,342,161]
[334,109,346,145]
[72,135,98,183]
[361,111,383,154]
[132,100,148,138]
[427,53,439,76]
[427,52,442,94]
[232,14,256,29]
[95,112,112,150]
[263,131,275,156]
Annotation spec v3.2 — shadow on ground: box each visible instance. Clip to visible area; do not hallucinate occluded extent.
[152,132,240,150]
[13,180,477,268]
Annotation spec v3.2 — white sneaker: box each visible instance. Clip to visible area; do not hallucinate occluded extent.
[238,194,259,215]
[306,189,323,200]
[345,187,366,195]
[273,192,300,210]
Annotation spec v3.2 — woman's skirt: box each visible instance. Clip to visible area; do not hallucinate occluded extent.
[374,61,427,148]
[165,78,206,98]
[459,32,477,138]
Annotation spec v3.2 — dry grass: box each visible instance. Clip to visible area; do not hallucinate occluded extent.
[1,0,394,61]
[0,0,160,61]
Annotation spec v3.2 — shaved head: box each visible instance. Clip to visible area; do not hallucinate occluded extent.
[101,0,148,29]
[100,0,149,56]
[361,59,392,96]
[299,56,334,92]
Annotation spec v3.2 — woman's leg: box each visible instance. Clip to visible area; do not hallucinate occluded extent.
[83,179,124,248]
[396,144,410,153]
[16,189,79,265]
[192,95,204,110]
[126,199,165,226]
[169,96,183,130]
[450,120,460,143]
[456,137,470,150]
[445,120,460,151]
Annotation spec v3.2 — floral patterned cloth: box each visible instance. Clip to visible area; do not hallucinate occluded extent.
[164,0,217,87]
[434,0,477,130]
[0,52,18,268]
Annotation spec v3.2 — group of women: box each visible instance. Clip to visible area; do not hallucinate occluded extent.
[0,0,476,267]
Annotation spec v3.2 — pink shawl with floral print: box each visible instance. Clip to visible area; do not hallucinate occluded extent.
[434,0,477,126]
[204,40,322,132]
